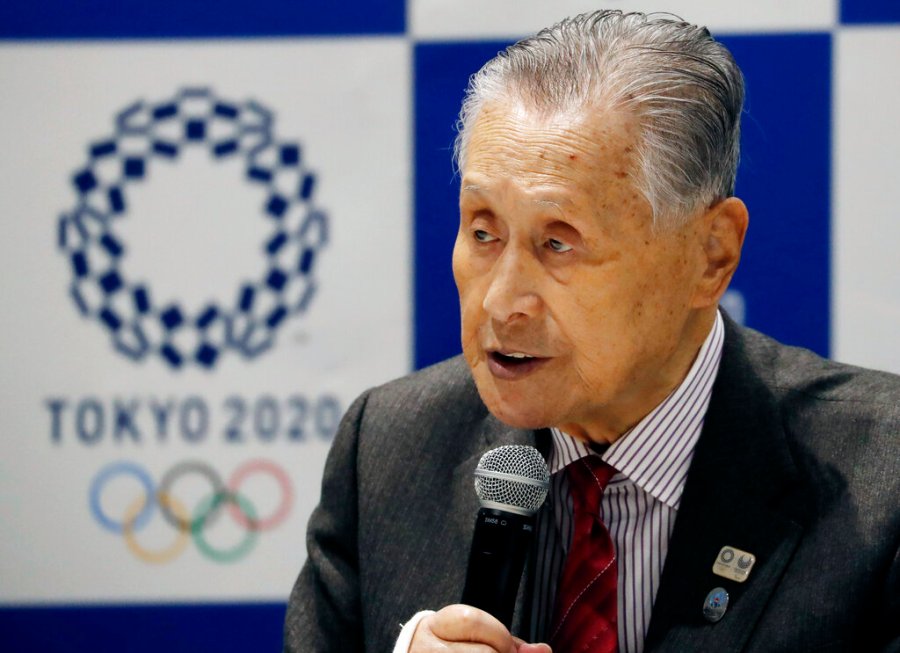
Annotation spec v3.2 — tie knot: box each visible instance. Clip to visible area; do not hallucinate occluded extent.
[566,456,615,517]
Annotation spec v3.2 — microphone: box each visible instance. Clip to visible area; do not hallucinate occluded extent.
[461,444,550,628]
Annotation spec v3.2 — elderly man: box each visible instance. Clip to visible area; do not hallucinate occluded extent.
[285,10,899,653]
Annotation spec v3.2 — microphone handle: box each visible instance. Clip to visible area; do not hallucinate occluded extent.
[461,507,536,629]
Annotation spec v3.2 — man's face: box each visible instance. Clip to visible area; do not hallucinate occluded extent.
[453,102,713,443]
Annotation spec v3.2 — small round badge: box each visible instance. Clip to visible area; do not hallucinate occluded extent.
[703,587,729,623]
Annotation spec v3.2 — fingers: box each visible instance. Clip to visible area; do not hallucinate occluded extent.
[514,642,552,653]
[430,605,516,652]
[410,604,518,653]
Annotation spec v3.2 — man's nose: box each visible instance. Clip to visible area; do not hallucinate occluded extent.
[482,247,542,323]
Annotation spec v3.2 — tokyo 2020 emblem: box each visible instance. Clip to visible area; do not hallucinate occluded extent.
[90,459,293,564]
[57,88,329,369]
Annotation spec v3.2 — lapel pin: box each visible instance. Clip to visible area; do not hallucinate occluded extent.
[713,545,756,583]
[703,587,729,623]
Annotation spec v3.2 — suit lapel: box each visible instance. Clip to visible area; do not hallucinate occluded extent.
[646,319,807,652]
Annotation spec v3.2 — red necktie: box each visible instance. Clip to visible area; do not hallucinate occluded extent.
[549,456,618,652]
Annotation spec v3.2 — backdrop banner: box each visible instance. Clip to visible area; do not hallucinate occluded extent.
[0,39,411,603]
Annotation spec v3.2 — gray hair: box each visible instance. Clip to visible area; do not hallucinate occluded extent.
[454,10,744,229]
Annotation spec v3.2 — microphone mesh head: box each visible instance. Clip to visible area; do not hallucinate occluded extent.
[473,445,550,516]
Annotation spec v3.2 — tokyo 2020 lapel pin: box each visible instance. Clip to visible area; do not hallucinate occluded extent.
[713,545,756,583]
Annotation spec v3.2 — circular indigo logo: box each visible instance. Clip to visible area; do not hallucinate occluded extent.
[57,88,328,370]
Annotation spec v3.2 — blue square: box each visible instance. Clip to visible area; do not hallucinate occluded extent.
[73,169,97,193]
[266,195,287,218]
[721,33,832,357]
[185,120,206,141]
[160,306,184,330]
[266,268,288,291]
[0,604,286,653]
[414,41,512,368]
[280,145,300,166]
[123,157,145,178]
[0,0,405,37]
[195,344,218,368]
[842,0,900,23]
[99,270,123,294]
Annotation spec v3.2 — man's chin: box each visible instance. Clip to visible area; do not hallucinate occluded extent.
[479,394,554,430]
[468,364,559,428]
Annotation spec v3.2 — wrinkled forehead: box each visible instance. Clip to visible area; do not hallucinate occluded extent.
[461,100,642,192]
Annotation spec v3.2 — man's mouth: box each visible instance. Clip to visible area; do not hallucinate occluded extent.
[486,350,549,379]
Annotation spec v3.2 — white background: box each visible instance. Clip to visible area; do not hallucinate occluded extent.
[410,0,838,39]
[833,26,900,373]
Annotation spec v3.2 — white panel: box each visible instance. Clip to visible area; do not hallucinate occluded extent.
[833,27,900,374]
[411,0,837,40]
[0,39,411,602]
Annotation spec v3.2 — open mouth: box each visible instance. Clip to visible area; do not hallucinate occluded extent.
[491,351,536,364]
[487,351,548,379]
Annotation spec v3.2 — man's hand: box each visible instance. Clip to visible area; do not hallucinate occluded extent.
[409,604,552,653]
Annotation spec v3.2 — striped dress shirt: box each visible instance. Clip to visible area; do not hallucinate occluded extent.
[528,311,725,652]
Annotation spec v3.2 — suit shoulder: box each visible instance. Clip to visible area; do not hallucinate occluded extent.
[365,355,481,410]
[352,355,488,442]
[738,324,900,406]
[736,325,900,479]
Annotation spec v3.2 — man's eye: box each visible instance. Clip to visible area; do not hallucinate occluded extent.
[473,229,497,243]
[547,238,573,253]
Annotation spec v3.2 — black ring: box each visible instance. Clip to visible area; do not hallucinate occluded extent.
[157,460,226,532]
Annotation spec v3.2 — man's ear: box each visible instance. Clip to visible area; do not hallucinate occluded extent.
[692,197,749,308]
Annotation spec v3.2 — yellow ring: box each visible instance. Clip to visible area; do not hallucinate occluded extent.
[122,492,190,564]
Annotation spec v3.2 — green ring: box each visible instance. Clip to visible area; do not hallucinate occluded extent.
[191,491,258,563]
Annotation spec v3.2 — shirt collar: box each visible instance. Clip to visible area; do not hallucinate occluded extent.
[549,310,725,509]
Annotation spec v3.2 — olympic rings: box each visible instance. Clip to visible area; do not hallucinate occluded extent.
[192,492,258,563]
[89,458,292,564]
[227,458,293,531]
[90,461,155,533]
[123,493,191,564]
[158,460,226,532]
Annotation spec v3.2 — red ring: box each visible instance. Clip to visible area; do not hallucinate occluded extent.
[227,459,293,531]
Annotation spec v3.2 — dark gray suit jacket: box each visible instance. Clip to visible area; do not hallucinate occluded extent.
[285,320,900,652]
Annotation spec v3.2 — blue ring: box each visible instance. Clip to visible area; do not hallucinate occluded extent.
[89,461,156,534]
